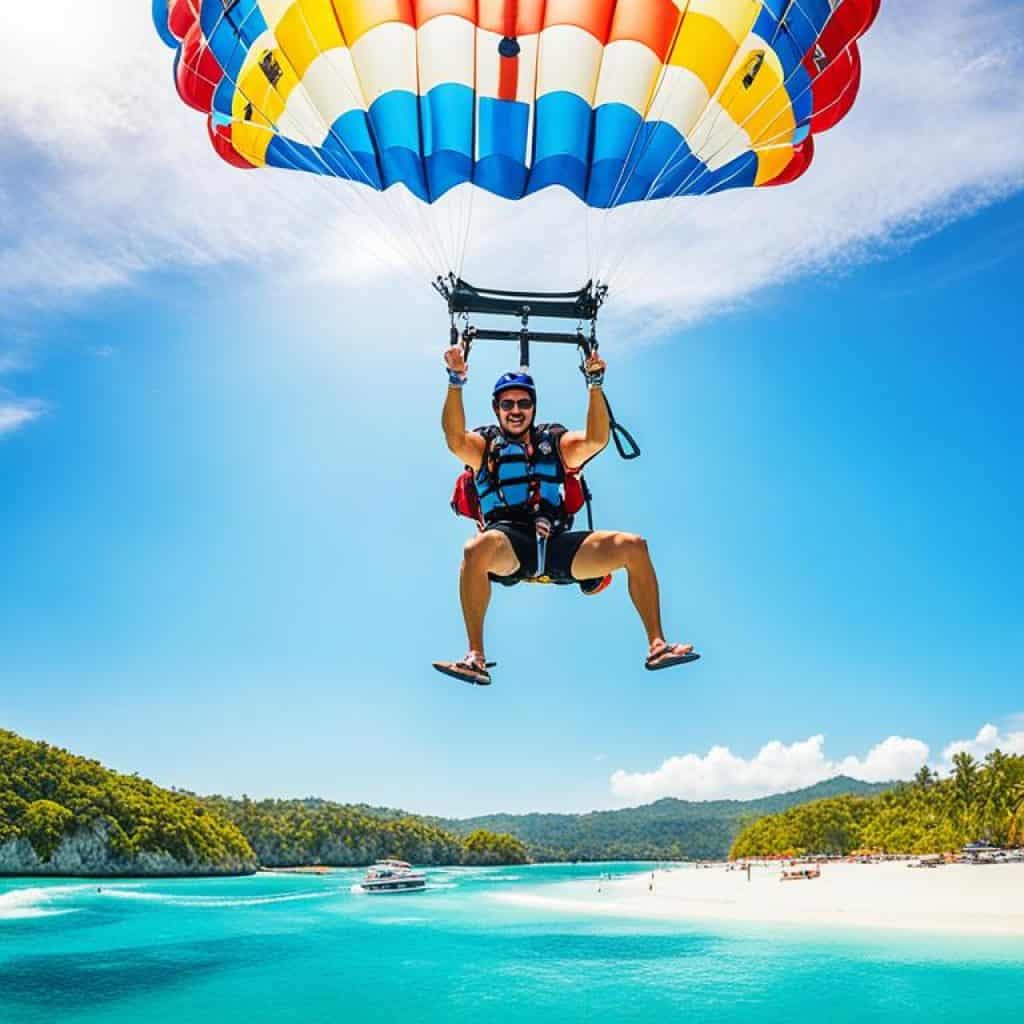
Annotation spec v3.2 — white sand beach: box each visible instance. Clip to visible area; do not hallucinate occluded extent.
[497,861,1024,936]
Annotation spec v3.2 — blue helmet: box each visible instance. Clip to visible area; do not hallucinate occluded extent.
[492,372,536,401]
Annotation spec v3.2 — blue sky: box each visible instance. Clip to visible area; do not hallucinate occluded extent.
[1,1,1023,816]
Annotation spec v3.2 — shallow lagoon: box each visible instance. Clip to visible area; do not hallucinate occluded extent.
[2,863,1023,1024]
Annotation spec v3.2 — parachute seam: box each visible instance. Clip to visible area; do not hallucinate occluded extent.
[602,1,864,290]
[194,0,439,279]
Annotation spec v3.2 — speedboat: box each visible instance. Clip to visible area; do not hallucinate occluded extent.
[358,860,427,893]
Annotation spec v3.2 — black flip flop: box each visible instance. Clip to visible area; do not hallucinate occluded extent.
[432,657,496,686]
[645,644,701,672]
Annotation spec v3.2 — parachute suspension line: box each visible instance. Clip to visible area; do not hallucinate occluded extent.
[455,182,477,286]
[601,1,692,214]
[445,22,481,285]
[584,206,596,287]
[443,171,474,277]
[586,2,692,283]
[409,19,479,279]
[230,0,444,280]
[600,0,856,291]
[643,0,831,200]
[414,191,458,279]
[594,0,820,287]
[650,0,852,207]
[170,13,398,269]
[602,59,862,298]
[437,181,467,275]
[280,1,451,280]
[196,3,436,282]
[188,53,425,281]
[593,2,761,284]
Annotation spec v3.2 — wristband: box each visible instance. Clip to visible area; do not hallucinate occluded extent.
[583,368,605,389]
[447,368,466,388]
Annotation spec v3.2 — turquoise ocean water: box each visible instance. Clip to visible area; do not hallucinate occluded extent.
[2,863,1023,1023]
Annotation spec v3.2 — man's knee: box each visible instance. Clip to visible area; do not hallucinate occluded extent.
[463,531,503,569]
[617,533,649,567]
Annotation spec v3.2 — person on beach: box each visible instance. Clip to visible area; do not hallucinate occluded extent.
[432,339,700,686]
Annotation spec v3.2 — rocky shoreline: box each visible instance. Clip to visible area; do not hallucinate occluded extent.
[0,823,257,878]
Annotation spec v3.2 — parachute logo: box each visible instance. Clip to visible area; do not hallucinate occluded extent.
[258,51,284,88]
[742,53,767,91]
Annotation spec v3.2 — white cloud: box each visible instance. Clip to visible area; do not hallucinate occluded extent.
[609,733,930,803]
[610,717,1024,803]
[941,723,1024,765]
[0,1,1021,331]
[0,394,46,438]
[835,735,933,783]
[0,5,403,309]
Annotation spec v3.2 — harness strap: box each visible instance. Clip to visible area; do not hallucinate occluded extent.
[601,392,641,461]
[478,473,562,494]
[581,475,595,532]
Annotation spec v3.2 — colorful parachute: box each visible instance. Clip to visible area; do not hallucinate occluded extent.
[153,0,880,280]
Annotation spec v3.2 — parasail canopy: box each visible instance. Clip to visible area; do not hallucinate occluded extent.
[153,0,881,289]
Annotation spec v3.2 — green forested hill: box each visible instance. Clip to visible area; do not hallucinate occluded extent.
[730,754,1024,857]
[0,730,527,873]
[430,777,891,861]
[0,729,256,874]
[201,796,528,867]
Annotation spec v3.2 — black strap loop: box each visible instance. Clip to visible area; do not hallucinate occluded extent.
[601,392,641,461]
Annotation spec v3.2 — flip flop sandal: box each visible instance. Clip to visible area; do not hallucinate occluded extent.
[645,643,701,672]
[432,655,497,687]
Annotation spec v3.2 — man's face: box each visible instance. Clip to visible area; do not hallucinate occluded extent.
[495,388,535,437]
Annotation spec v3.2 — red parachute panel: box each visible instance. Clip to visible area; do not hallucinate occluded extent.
[168,0,199,41]
[763,137,815,188]
[818,0,879,56]
[207,118,258,170]
[808,44,862,134]
[176,24,225,114]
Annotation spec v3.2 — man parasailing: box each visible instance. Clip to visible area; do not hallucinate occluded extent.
[433,341,700,687]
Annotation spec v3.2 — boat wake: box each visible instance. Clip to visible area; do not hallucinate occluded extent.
[99,888,333,909]
[0,885,88,920]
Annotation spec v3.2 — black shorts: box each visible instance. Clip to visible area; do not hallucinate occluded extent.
[486,523,592,586]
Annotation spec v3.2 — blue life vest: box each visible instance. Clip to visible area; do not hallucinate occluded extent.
[475,423,569,529]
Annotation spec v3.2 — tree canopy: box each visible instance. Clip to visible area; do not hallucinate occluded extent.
[730,752,1024,858]
[202,796,528,867]
[0,730,529,872]
[0,729,256,870]
[431,777,890,862]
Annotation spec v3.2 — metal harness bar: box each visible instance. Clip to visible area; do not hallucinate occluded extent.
[433,275,639,460]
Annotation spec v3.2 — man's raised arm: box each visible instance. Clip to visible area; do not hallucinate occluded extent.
[560,353,610,470]
[442,342,486,469]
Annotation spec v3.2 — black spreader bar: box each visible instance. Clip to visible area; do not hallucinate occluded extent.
[442,278,603,321]
[434,274,640,460]
[468,328,590,346]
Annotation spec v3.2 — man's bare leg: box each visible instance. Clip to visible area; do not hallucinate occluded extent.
[459,531,519,657]
[571,532,694,659]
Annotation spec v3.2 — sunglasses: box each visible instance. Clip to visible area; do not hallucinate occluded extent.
[498,398,534,412]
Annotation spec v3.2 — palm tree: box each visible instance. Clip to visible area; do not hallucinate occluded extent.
[980,749,1011,841]
[1009,781,1024,847]
[952,752,979,837]
[913,764,938,789]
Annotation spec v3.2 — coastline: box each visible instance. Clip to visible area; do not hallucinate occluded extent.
[495,861,1024,936]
